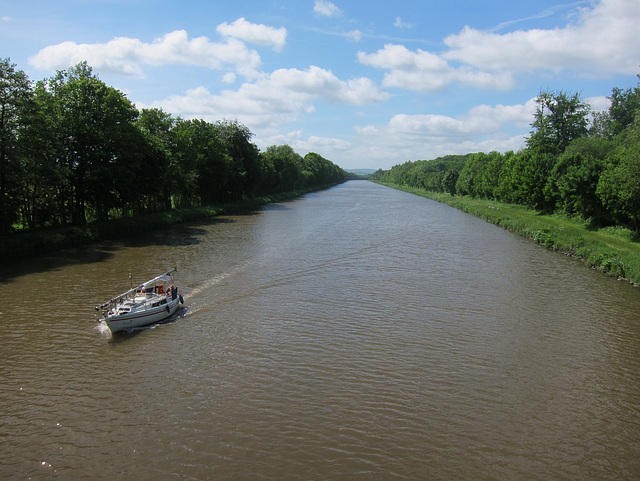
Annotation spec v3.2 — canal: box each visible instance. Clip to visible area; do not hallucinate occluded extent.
[1,181,639,480]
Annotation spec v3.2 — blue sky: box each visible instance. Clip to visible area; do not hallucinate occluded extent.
[2,0,639,170]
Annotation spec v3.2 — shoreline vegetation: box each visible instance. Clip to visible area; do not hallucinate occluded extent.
[376,181,640,288]
[0,184,338,261]
[1,59,348,260]
[368,77,640,290]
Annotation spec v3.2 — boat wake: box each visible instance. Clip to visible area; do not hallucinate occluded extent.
[188,267,239,297]
[96,320,111,335]
[179,262,250,317]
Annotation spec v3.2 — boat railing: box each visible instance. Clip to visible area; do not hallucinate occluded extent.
[96,267,177,313]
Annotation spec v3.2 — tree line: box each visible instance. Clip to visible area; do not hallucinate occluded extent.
[0,59,346,234]
[372,77,640,233]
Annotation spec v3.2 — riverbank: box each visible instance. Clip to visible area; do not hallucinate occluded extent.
[0,185,337,261]
[376,181,640,288]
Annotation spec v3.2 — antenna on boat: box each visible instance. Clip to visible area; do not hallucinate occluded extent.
[129,272,132,289]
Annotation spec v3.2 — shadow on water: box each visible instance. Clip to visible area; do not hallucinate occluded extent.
[0,215,248,284]
[261,203,294,211]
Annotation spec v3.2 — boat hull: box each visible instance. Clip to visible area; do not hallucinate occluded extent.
[104,297,181,333]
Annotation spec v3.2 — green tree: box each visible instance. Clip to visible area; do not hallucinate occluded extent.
[303,152,345,186]
[589,76,640,139]
[261,144,304,192]
[404,160,449,192]
[464,151,508,199]
[527,90,590,155]
[194,122,233,205]
[589,110,614,139]
[0,58,32,232]
[456,153,493,197]
[1,59,348,233]
[383,160,414,186]
[42,63,140,223]
[496,150,555,209]
[172,118,236,206]
[597,122,640,232]
[441,169,459,195]
[137,108,176,211]
[544,137,612,221]
[477,152,503,199]
[171,119,200,207]
[213,119,260,199]
[609,79,640,136]
[18,79,66,228]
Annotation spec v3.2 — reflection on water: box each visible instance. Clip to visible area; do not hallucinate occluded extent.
[1,182,640,480]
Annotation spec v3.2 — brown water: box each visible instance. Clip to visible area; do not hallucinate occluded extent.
[2,181,640,480]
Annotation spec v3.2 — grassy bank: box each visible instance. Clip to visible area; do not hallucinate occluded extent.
[0,186,333,261]
[377,181,640,287]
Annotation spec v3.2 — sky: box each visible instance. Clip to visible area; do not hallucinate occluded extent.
[2,0,639,171]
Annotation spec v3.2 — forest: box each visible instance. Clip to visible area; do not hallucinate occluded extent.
[372,77,640,234]
[0,59,346,234]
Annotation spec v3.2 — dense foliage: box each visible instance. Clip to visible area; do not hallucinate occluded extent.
[372,77,640,233]
[0,59,345,233]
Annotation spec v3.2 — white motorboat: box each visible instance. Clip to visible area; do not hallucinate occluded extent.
[97,268,184,333]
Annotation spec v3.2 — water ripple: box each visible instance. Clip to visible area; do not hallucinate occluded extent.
[2,183,640,480]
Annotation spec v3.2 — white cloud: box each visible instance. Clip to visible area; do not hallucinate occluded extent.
[256,129,304,148]
[443,0,640,75]
[358,44,515,92]
[253,131,351,158]
[314,0,341,17]
[222,72,237,84]
[359,43,448,72]
[255,98,538,169]
[305,94,613,169]
[345,30,362,42]
[348,98,537,165]
[489,1,588,32]
[348,128,528,168]
[587,95,611,112]
[358,0,640,94]
[29,29,263,78]
[140,65,389,130]
[294,135,352,152]
[265,66,389,104]
[394,17,412,29]
[216,17,287,52]
[467,99,538,130]
[153,81,536,168]
[384,99,536,142]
